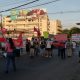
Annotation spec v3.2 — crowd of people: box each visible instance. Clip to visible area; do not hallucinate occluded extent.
[25,37,77,59]
[0,37,78,74]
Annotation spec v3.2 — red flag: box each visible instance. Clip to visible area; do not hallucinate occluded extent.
[18,33,23,47]
[13,38,23,47]
[13,33,23,47]
[0,28,7,42]
[1,28,7,34]
[34,27,41,37]
[34,27,37,32]
[13,32,23,47]
[0,37,6,42]
[18,32,22,39]
[37,28,41,37]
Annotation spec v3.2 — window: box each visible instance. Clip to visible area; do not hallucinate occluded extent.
[28,19,31,22]
[8,20,12,22]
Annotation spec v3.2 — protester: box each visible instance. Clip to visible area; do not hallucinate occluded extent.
[77,43,80,63]
[59,42,66,59]
[5,38,16,73]
[30,39,35,58]
[72,41,77,55]
[45,39,52,58]
[26,39,30,55]
[40,40,46,56]
[65,41,73,57]
[35,38,41,56]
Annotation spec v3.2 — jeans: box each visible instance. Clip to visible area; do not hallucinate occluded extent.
[6,52,16,72]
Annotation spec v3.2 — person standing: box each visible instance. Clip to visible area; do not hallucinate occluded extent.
[59,42,66,59]
[65,41,73,57]
[26,39,30,55]
[40,40,46,56]
[72,41,76,55]
[45,39,52,58]
[30,39,35,58]
[5,38,16,73]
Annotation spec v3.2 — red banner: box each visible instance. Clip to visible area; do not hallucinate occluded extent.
[13,39,23,47]
[13,32,23,47]
[54,34,67,42]
[0,38,23,47]
[0,37,6,42]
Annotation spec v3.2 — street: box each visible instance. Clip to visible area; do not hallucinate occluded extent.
[0,49,80,80]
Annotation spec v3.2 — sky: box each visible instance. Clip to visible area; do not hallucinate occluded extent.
[0,0,80,29]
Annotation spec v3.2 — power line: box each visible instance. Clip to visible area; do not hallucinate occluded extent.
[18,0,61,9]
[0,0,60,12]
[48,10,80,14]
[0,0,28,8]
[0,0,39,13]
[1,0,80,15]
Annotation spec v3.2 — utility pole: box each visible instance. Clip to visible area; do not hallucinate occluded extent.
[0,14,2,29]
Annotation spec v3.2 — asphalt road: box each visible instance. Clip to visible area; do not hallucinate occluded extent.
[0,49,80,80]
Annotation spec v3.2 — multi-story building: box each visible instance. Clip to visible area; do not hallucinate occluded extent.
[49,20,62,35]
[3,9,50,39]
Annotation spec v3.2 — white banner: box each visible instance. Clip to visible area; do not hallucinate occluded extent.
[72,34,80,41]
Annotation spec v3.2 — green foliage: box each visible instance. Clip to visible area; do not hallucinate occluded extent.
[62,29,69,34]
[70,27,80,34]
[62,27,80,38]
[62,28,70,38]
[0,23,2,28]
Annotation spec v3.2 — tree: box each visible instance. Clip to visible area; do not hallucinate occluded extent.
[62,29,70,38]
[62,29,69,34]
[62,27,80,38]
[68,27,80,37]
[0,22,2,28]
[70,27,80,34]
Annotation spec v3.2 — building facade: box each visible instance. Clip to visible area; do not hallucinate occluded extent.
[3,9,50,39]
[49,20,62,35]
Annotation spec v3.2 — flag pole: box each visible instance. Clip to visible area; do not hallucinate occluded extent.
[0,14,4,38]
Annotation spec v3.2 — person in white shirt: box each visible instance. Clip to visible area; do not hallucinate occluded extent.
[1,42,5,51]
[72,41,76,55]
[45,39,52,58]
